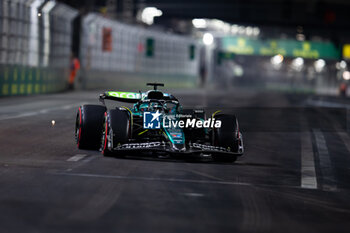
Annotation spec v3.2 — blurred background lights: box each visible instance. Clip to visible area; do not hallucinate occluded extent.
[296,33,305,41]
[291,57,304,71]
[270,54,284,65]
[253,27,260,36]
[192,19,259,38]
[314,59,326,72]
[231,25,238,34]
[203,32,214,45]
[192,18,207,28]
[293,57,304,66]
[270,54,283,70]
[340,60,347,69]
[233,65,244,77]
[246,26,253,36]
[343,71,350,80]
[238,26,245,35]
[141,7,163,25]
[336,60,347,70]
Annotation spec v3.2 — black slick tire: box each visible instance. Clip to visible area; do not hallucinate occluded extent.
[75,105,106,150]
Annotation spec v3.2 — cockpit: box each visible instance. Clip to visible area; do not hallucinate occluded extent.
[135,99,179,114]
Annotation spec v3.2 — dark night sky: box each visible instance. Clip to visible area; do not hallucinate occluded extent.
[58,0,350,33]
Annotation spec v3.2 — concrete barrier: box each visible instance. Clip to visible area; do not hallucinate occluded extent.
[0,65,69,96]
[78,69,198,91]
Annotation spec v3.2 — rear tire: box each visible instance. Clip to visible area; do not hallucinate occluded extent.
[212,114,240,163]
[102,109,130,156]
[75,105,106,150]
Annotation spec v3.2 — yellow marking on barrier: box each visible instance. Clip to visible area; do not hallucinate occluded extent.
[2,84,9,95]
[35,84,40,93]
[20,84,25,94]
[11,84,18,95]
[27,84,32,94]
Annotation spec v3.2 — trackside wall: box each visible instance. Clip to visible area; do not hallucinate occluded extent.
[0,0,77,97]
[79,13,200,90]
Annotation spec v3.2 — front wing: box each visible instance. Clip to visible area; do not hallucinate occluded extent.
[110,140,244,156]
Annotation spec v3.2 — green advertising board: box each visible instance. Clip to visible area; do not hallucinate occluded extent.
[221,37,341,60]
[146,38,154,57]
[217,51,235,65]
[189,44,196,60]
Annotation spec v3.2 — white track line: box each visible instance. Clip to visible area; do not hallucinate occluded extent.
[52,171,304,190]
[307,99,350,108]
[0,103,84,121]
[182,193,205,197]
[301,132,317,189]
[313,129,337,191]
[67,154,88,162]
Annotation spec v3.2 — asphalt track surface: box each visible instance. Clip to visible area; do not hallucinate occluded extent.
[1,88,350,233]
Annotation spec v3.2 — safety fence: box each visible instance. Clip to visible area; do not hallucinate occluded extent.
[0,0,77,96]
[80,13,200,89]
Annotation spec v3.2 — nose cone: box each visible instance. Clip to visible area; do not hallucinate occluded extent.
[171,143,186,152]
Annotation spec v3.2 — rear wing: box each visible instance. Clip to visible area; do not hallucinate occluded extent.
[99,90,178,104]
[99,91,142,103]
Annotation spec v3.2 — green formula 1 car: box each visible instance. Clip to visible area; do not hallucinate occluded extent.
[75,83,244,162]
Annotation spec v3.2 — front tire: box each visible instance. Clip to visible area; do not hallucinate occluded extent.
[212,114,241,163]
[75,105,106,150]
